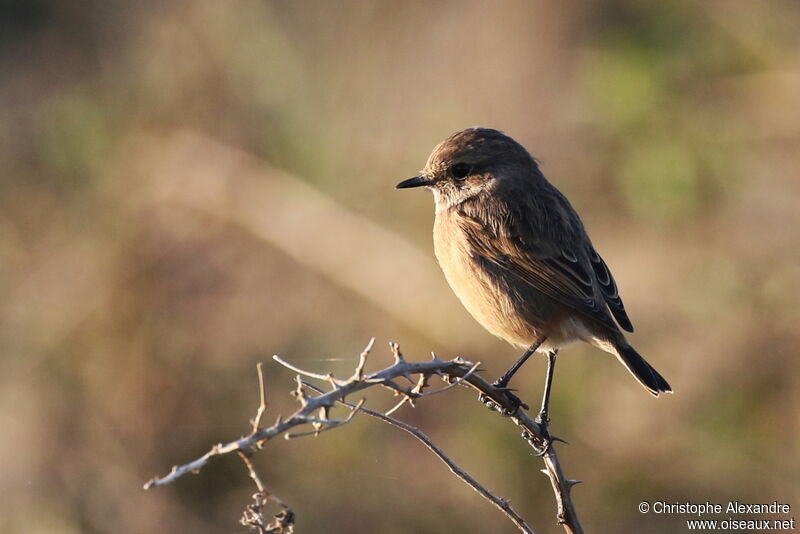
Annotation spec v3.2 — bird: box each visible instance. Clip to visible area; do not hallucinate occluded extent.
[396,127,671,422]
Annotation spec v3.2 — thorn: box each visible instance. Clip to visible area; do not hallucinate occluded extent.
[566,479,583,488]
[550,435,570,445]
[540,468,548,476]
[292,375,309,402]
[355,338,376,380]
[411,375,427,395]
[389,341,405,363]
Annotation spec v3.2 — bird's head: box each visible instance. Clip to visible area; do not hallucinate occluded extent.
[396,127,539,210]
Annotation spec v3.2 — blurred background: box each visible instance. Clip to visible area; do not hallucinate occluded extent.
[1,1,798,532]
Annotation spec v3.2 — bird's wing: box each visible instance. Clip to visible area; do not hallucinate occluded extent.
[457,205,629,333]
[588,247,633,332]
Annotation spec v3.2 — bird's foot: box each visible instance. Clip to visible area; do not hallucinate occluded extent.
[479,382,529,415]
[479,391,513,415]
[522,426,551,456]
[523,416,568,456]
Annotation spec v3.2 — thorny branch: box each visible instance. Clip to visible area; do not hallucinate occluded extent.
[303,381,534,534]
[144,339,583,534]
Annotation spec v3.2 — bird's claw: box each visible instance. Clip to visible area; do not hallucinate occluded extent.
[522,428,552,456]
[522,415,568,455]
[479,388,528,415]
[478,392,508,414]
[492,379,530,410]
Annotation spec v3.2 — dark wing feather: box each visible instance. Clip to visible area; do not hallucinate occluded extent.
[457,206,621,332]
[589,248,633,332]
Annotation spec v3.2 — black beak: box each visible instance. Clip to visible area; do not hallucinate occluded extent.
[395,175,429,189]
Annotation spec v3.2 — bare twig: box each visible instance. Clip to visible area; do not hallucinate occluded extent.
[384,360,481,416]
[240,488,295,534]
[354,336,376,380]
[144,345,492,489]
[145,340,583,534]
[496,406,584,533]
[304,382,535,534]
[272,355,340,384]
[237,451,268,494]
[541,451,583,534]
[417,360,481,398]
[237,449,295,529]
[384,390,412,416]
[284,398,365,439]
[251,363,268,432]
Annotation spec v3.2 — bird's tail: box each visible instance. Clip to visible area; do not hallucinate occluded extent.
[614,341,672,396]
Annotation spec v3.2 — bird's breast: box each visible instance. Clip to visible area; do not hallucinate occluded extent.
[433,211,542,348]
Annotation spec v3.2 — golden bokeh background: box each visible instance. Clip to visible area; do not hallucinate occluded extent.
[2,1,798,532]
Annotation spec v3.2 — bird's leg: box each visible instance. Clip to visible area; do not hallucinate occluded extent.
[481,336,548,415]
[537,349,558,425]
[494,335,547,389]
[521,350,560,456]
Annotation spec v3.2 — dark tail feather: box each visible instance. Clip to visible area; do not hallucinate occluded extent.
[614,342,672,396]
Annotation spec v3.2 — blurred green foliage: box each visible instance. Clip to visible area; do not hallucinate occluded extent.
[580,0,767,224]
[38,93,112,181]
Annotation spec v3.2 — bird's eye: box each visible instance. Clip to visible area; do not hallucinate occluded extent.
[451,163,472,181]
